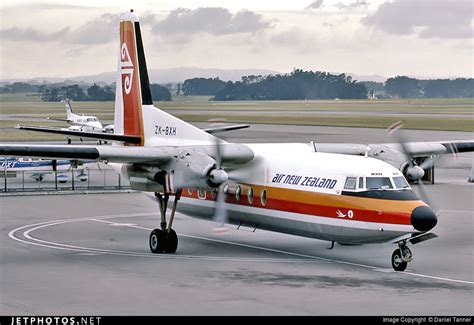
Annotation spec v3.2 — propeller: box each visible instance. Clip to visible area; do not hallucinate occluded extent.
[211,135,230,234]
[388,121,429,180]
[205,118,240,234]
[387,121,438,213]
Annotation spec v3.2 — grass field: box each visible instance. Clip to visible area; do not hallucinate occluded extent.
[1,96,473,141]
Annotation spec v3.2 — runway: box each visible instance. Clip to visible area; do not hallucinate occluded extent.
[1,125,473,315]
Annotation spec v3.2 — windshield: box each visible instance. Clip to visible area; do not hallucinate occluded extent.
[393,176,410,189]
[366,177,393,190]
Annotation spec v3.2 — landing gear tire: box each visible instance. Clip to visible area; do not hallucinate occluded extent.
[391,249,408,272]
[149,229,166,254]
[164,229,178,253]
[149,228,178,254]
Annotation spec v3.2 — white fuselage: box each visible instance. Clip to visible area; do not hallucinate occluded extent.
[135,143,423,245]
[68,114,103,131]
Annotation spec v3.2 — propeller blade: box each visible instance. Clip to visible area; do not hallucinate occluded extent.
[418,155,441,171]
[215,137,223,170]
[212,186,229,234]
[416,180,438,214]
[387,120,415,166]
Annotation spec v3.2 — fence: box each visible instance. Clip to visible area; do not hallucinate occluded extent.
[1,165,130,193]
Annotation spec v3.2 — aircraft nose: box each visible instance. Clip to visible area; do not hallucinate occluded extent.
[411,206,437,232]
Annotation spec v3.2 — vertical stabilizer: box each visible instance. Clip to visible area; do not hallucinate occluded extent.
[114,11,147,146]
[114,11,216,147]
[65,99,74,121]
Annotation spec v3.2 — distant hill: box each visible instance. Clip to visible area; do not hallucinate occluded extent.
[2,67,281,85]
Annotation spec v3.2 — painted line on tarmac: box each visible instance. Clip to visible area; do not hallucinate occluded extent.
[9,214,315,264]
[8,213,474,285]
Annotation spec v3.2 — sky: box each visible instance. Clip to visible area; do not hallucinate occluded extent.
[0,0,473,80]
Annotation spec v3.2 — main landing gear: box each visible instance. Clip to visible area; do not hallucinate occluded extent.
[149,190,181,254]
[391,242,412,272]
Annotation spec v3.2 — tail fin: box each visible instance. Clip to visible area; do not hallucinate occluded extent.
[65,99,74,120]
[114,11,215,146]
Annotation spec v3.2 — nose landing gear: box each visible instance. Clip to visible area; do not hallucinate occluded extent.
[391,232,437,271]
[391,245,412,272]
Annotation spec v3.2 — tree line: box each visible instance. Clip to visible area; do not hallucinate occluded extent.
[2,74,473,101]
[384,76,474,98]
[186,70,368,100]
[180,73,474,100]
[0,82,172,102]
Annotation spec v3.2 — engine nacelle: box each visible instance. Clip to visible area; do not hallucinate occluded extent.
[160,149,227,191]
[121,163,165,192]
[121,149,229,193]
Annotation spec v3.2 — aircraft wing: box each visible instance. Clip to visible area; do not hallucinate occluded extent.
[16,125,141,144]
[0,143,254,165]
[47,117,71,122]
[313,140,474,157]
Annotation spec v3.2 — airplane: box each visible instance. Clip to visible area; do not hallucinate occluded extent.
[1,157,89,182]
[44,99,114,144]
[1,11,445,272]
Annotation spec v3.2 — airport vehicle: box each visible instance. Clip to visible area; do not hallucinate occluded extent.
[0,11,440,271]
[0,157,88,182]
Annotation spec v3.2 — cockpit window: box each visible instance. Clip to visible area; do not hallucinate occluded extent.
[393,176,410,189]
[366,177,393,190]
[344,177,357,190]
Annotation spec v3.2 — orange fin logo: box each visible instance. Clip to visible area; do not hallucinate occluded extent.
[121,42,134,95]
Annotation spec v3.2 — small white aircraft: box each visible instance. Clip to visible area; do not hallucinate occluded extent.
[49,99,114,133]
[18,99,115,144]
[1,11,445,271]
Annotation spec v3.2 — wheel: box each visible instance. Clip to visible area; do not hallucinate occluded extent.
[67,138,71,144]
[164,229,178,253]
[149,229,166,254]
[391,249,408,272]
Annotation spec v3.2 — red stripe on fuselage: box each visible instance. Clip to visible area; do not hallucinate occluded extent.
[182,188,414,226]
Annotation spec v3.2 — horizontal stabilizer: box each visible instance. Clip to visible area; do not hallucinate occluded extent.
[202,124,250,134]
[16,125,141,144]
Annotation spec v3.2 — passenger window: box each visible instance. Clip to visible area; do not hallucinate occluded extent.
[247,188,254,204]
[235,186,242,201]
[261,189,267,206]
[198,190,206,199]
[223,184,229,200]
[344,177,357,190]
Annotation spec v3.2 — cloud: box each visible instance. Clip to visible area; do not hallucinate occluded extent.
[0,27,70,42]
[0,13,120,44]
[305,0,323,10]
[152,7,273,36]
[337,1,369,10]
[67,13,121,44]
[362,0,474,39]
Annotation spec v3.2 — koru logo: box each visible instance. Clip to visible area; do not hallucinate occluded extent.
[336,209,354,219]
[121,42,134,94]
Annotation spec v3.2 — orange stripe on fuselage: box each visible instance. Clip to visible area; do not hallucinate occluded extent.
[120,21,144,146]
[182,184,425,226]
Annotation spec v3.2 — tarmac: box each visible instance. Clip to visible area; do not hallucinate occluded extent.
[0,124,473,315]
